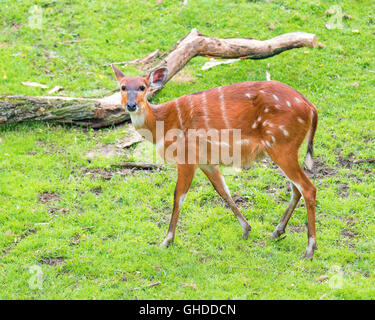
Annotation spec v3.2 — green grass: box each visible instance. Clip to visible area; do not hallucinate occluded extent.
[0,0,374,299]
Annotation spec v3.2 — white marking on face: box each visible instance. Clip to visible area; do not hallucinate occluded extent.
[218,87,230,128]
[273,94,279,101]
[297,117,305,124]
[286,101,291,107]
[279,125,289,136]
[175,98,184,129]
[130,113,145,128]
[295,97,301,103]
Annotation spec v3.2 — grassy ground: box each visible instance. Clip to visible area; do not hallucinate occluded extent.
[0,0,374,299]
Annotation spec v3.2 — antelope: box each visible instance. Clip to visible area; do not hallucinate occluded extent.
[112,65,318,259]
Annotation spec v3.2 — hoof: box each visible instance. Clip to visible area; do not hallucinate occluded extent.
[160,233,174,247]
[303,237,317,259]
[303,250,314,260]
[242,225,251,239]
[271,227,285,239]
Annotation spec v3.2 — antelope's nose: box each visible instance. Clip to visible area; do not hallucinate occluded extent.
[126,102,138,112]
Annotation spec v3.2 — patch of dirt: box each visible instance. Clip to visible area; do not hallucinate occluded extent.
[90,186,103,195]
[341,228,358,240]
[337,155,354,169]
[289,225,306,233]
[40,257,65,266]
[2,229,36,256]
[230,192,251,209]
[38,192,61,204]
[337,183,350,198]
[305,158,337,179]
[81,167,133,180]
[340,216,357,227]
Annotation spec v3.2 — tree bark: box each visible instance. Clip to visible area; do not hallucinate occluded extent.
[0,94,128,129]
[0,29,316,128]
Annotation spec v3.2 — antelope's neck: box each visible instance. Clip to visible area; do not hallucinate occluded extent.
[131,102,167,145]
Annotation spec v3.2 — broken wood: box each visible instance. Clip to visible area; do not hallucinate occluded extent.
[112,162,164,170]
[146,28,317,96]
[353,158,375,164]
[1,29,316,128]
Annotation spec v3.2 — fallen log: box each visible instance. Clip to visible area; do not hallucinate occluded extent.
[0,29,316,128]
[0,94,128,129]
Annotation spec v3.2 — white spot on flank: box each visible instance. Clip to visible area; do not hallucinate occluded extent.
[238,138,251,145]
[218,87,230,128]
[245,93,252,98]
[268,122,274,128]
[175,98,184,129]
[252,122,258,129]
[297,117,305,124]
[286,101,291,107]
[260,90,265,93]
[275,104,282,110]
[279,125,289,136]
[271,136,276,143]
[266,130,272,134]
[257,116,262,122]
[264,107,269,113]
[265,140,272,148]
[295,97,301,103]
[273,94,279,101]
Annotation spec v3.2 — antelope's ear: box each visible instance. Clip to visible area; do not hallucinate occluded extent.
[112,64,125,83]
[148,67,168,89]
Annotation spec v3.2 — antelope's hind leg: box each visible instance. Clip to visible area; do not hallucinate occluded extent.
[271,183,301,239]
[267,148,317,259]
[200,165,251,239]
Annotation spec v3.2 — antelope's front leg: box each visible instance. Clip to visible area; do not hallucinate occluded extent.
[161,164,197,247]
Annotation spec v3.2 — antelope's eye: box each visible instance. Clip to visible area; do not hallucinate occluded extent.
[121,85,126,91]
[139,85,146,91]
